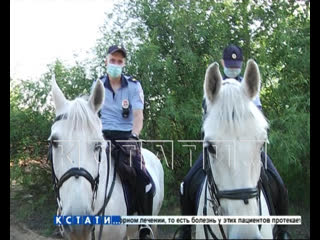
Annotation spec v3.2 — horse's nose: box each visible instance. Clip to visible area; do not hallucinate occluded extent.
[63,224,71,234]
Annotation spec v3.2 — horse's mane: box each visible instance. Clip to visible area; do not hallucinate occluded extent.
[203,79,268,139]
[62,96,104,140]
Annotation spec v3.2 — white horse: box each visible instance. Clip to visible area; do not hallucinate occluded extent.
[49,77,164,240]
[196,60,274,239]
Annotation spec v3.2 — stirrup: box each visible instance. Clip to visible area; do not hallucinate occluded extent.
[275,228,291,239]
[173,225,192,240]
[139,224,154,239]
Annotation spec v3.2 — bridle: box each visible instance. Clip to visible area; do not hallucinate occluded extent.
[202,145,262,239]
[48,114,102,208]
[48,114,116,240]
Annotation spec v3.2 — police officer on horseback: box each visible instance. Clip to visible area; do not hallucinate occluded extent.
[177,44,291,239]
[92,45,153,239]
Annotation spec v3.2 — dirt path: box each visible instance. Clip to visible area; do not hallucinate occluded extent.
[9,219,177,240]
[9,221,177,240]
[10,217,310,240]
[10,224,57,240]
[10,183,61,240]
[10,216,59,240]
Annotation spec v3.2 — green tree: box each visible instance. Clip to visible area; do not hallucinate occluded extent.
[10,59,95,183]
[92,0,309,206]
[10,0,309,211]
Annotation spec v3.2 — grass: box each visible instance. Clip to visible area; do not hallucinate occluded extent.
[288,203,310,239]
[10,176,60,238]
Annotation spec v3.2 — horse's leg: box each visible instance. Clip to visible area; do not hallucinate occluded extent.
[126,225,139,239]
[151,225,158,238]
[98,225,127,240]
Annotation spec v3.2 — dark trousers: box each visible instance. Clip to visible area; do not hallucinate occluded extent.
[181,150,289,216]
[261,152,289,216]
[181,154,205,215]
[102,130,151,214]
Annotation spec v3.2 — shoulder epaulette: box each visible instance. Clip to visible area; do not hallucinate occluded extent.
[237,76,243,82]
[125,75,139,83]
[98,75,107,83]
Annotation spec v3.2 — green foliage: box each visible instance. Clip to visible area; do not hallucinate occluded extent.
[253,0,310,204]
[92,0,309,206]
[10,58,98,236]
[11,165,57,236]
[10,0,309,223]
[10,59,96,187]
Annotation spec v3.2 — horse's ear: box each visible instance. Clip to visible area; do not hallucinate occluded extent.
[242,59,260,99]
[51,74,67,114]
[204,62,222,104]
[88,79,105,114]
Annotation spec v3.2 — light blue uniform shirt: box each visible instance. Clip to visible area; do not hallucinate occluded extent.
[228,75,262,109]
[236,76,262,109]
[91,74,144,131]
[202,75,262,122]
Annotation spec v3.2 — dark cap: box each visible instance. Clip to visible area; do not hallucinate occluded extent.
[107,45,127,58]
[223,44,243,68]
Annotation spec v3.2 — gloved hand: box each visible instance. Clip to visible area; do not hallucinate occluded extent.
[129,133,139,141]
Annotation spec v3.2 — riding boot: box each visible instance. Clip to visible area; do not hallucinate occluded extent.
[274,227,292,239]
[261,152,291,239]
[270,179,291,239]
[175,182,192,240]
[265,167,291,239]
[138,189,153,239]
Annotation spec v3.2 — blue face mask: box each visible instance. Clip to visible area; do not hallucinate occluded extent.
[107,64,123,78]
[224,67,241,78]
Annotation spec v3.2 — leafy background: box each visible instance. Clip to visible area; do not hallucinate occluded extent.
[10,0,309,238]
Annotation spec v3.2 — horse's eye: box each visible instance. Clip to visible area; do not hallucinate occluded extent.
[207,144,216,154]
[94,142,102,152]
[52,140,58,148]
[50,135,59,148]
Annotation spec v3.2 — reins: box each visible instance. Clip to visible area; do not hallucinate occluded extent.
[202,146,263,239]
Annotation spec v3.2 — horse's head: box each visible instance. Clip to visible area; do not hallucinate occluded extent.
[49,77,106,239]
[203,60,269,238]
